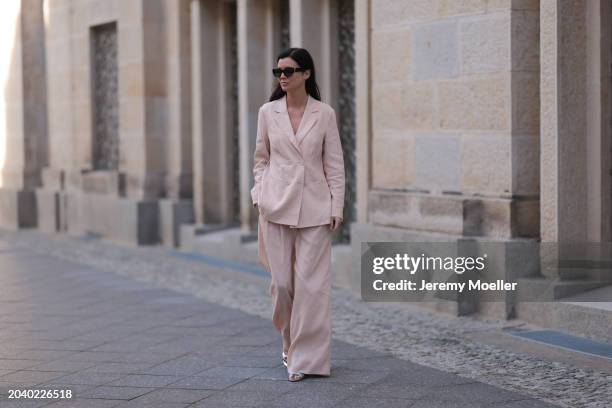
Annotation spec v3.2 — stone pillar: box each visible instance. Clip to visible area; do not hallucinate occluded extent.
[159,0,194,247]
[354,0,370,224]
[36,0,72,233]
[238,0,272,233]
[0,0,48,230]
[190,0,236,229]
[585,0,612,242]
[165,0,193,201]
[125,0,167,200]
[289,0,337,105]
[539,0,612,279]
[540,0,588,244]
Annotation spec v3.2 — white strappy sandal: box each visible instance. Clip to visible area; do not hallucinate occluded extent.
[282,351,288,367]
[288,371,305,382]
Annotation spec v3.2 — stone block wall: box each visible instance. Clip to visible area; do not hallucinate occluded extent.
[33,0,193,245]
[369,0,540,239]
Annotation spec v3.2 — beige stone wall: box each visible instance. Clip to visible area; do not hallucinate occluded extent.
[34,0,194,244]
[0,0,47,190]
[43,0,174,199]
[0,0,27,190]
[369,0,540,238]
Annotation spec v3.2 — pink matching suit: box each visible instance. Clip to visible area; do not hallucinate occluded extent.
[251,94,345,375]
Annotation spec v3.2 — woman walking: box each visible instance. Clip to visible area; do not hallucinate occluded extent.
[251,47,345,382]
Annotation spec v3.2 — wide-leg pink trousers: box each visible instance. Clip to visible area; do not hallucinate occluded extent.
[257,213,332,376]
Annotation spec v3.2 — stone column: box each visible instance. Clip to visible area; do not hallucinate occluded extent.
[354,0,370,224]
[159,0,194,247]
[289,0,337,105]
[238,0,272,233]
[191,0,235,227]
[165,0,193,201]
[0,0,48,230]
[540,0,588,244]
[126,0,167,200]
[585,0,612,242]
[540,0,612,279]
[36,0,72,233]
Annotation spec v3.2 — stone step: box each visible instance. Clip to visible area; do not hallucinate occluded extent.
[516,284,612,344]
[547,266,610,281]
[191,228,260,266]
[517,276,611,301]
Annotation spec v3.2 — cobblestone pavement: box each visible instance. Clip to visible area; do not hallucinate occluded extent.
[0,230,609,407]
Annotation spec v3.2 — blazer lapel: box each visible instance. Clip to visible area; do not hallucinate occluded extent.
[273,95,320,154]
[296,97,320,146]
[273,95,300,152]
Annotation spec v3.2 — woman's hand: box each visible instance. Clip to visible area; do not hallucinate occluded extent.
[329,216,343,231]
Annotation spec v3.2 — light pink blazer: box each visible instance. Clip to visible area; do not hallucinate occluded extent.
[251,94,345,228]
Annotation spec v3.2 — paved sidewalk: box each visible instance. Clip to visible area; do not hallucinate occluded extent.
[0,240,565,407]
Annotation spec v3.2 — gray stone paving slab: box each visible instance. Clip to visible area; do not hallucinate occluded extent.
[332,356,414,371]
[105,374,187,388]
[407,400,532,408]
[138,355,224,376]
[62,350,184,364]
[44,399,121,407]
[250,365,294,381]
[38,383,97,396]
[226,378,296,393]
[0,359,47,371]
[0,370,70,384]
[263,381,366,408]
[190,389,282,407]
[195,366,270,378]
[306,366,392,384]
[44,371,126,386]
[0,382,94,395]
[127,387,214,404]
[113,401,189,408]
[192,344,262,355]
[336,397,417,408]
[89,333,180,348]
[165,374,247,390]
[74,362,156,375]
[0,380,41,393]
[0,350,75,361]
[491,399,563,408]
[0,400,55,408]
[417,381,535,404]
[218,355,281,368]
[0,232,590,407]
[240,345,286,358]
[8,340,106,352]
[377,365,478,387]
[141,325,229,336]
[353,383,432,400]
[76,385,153,400]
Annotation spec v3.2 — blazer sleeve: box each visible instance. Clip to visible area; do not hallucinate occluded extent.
[323,108,345,220]
[251,106,270,206]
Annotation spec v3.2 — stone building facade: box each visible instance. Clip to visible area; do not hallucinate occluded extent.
[0,0,611,333]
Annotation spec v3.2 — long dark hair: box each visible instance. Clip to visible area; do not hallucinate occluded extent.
[269,48,321,102]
